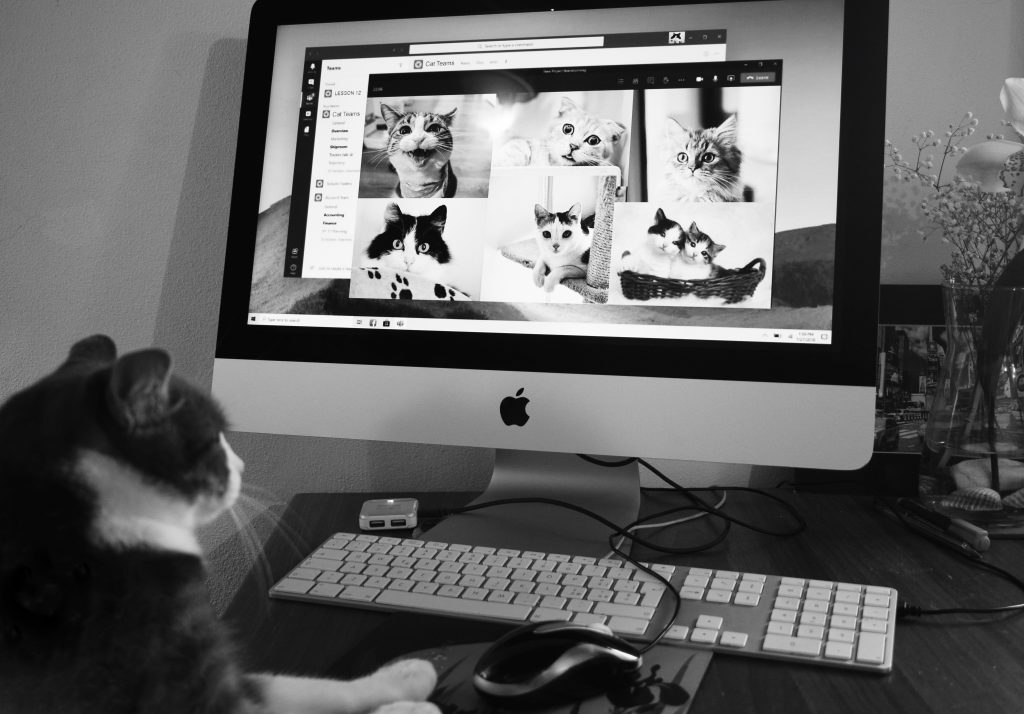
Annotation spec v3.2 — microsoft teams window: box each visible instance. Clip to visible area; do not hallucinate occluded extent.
[250,4,844,346]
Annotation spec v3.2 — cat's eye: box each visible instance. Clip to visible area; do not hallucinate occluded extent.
[392,239,403,249]
[701,152,717,163]
[561,123,574,135]
[542,230,551,238]
[562,230,572,239]
[676,152,688,163]
[426,124,440,132]
[689,240,697,247]
[417,243,430,253]
[398,125,412,134]
[584,135,601,146]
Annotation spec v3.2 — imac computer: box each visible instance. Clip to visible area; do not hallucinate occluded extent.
[213,0,888,555]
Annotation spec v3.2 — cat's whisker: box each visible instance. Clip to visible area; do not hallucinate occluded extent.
[226,507,275,616]
[235,492,307,558]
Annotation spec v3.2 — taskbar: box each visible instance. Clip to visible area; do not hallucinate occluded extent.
[247,313,832,345]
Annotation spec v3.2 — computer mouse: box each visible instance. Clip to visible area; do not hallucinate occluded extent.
[472,620,643,706]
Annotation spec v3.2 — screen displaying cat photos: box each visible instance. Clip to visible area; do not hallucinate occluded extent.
[248,1,846,346]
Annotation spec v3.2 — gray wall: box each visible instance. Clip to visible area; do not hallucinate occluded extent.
[2,0,1022,612]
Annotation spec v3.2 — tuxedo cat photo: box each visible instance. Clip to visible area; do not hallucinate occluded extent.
[0,335,440,714]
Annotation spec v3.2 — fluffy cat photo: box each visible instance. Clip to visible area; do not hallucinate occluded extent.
[661,114,747,203]
[0,335,440,714]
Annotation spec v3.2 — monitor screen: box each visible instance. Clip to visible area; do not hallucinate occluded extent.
[214,0,887,484]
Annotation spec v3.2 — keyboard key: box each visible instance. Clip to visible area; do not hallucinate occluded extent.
[856,632,887,664]
[762,634,822,657]
[274,578,314,594]
[607,616,649,635]
[377,590,531,620]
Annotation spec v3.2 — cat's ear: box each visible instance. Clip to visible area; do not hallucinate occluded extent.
[66,335,117,366]
[428,204,447,230]
[714,114,739,146]
[567,203,581,221]
[107,349,173,432]
[711,241,726,256]
[534,204,552,225]
[688,221,701,234]
[380,103,401,132]
[604,120,627,143]
[440,108,457,124]
[665,117,686,141]
[384,202,402,224]
[654,208,667,223]
[556,97,579,116]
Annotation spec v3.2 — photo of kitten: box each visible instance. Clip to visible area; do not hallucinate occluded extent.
[532,202,593,293]
[495,96,628,169]
[662,115,747,203]
[359,95,494,199]
[644,86,781,205]
[671,220,726,280]
[609,202,775,309]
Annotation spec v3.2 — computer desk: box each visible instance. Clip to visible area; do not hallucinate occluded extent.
[222,489,1024,713]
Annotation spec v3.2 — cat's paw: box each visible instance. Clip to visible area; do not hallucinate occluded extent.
[369,659,437,703]
[531,263,547,288]
[371,702,442,714]
[620,253,641,273]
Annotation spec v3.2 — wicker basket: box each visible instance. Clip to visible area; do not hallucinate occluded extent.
[619,257,767,304]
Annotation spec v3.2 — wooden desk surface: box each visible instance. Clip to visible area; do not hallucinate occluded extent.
[222,490,1024,713]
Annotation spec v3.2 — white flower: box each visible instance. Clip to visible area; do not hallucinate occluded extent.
[1000,77,1024,138]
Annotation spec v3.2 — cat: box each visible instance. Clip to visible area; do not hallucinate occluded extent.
[496,97,626,167]
[670,220,726,280]
[661,114,747,202]
[0,335,440,714]
[532,202,593,292]
[619,208,685,278]
[365,203,452,285]
[379,103,458,199]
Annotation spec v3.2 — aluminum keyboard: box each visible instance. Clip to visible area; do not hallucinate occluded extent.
[270,531,897,673]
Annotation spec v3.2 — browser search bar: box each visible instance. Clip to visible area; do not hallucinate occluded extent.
[409,36,604,54]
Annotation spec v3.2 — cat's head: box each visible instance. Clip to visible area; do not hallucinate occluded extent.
[544,97,626,166]
[366,203,451,275]
[647,207,686,255]
[534,202,587,255]
[0,335,243,556]
[664,114,742,199]
[675,221,726,263]
[380,103,457,171]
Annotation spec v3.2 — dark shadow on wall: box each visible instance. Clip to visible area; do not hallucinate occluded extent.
[154,37,246,389]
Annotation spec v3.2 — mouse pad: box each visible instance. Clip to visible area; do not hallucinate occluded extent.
[347,615,712,714]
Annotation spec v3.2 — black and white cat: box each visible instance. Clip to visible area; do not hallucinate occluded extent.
[365,203,452,285]
[379,103,458,199]
[532,202,592,293]
[619,208,683,278]
[0,335,440,714]
[497,97,626,168]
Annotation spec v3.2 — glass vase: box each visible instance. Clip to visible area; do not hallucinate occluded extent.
[920,282,1024,526]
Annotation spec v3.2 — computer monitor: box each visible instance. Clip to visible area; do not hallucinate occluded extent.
[214,0,888,554]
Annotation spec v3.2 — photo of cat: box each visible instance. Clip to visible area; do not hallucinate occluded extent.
[479,167,616,305]
[531,202,594,293]
[609,202,776,308]
[619,208,726,280]
[644,86,781,205]
[350,199,486,300]
[491,92,632,189]
[359,95,494,199]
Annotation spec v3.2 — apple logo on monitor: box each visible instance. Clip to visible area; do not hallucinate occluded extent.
[500,388,530,427]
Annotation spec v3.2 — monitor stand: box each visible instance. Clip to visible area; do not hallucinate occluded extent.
[421,450,641,558]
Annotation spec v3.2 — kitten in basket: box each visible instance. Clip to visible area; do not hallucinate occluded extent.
[0,335,440,714]
[620,208,725,280]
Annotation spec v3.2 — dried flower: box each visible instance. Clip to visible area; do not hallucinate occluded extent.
[885,78,1024,287]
